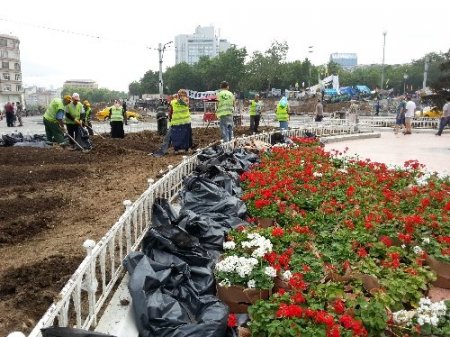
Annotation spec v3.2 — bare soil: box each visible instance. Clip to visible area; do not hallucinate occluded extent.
[0,126,254,336]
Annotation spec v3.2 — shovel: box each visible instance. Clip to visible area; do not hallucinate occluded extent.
[85,124,105,139]
[60,126,90,153]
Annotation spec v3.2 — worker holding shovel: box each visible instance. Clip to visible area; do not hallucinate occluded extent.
[65,93,84,149]
[82,100,94,136]
[43,95,72,147]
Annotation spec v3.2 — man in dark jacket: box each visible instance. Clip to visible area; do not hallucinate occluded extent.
[4,102,14,127]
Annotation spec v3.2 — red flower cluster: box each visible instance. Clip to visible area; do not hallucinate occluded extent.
[227,313,237,328]
[339,314,368,336]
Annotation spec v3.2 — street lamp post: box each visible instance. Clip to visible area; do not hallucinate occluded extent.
[381,30,387,89]
[403,74,408,94]
[308,46,313,87]
[158,41,173,99]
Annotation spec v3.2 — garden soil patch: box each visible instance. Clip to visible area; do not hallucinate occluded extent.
[0,126,256,336]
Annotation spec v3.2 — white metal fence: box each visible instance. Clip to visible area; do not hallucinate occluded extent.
[17,122,367,337]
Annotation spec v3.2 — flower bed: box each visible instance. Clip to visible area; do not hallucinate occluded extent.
[220,137,450,336]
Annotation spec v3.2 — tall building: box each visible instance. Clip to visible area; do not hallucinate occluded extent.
[63,79,98,89]
[175,26,231,65]
[329,53,358,69]
[0,33,23,107]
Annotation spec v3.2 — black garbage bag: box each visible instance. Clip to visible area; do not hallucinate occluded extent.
[231,148,259,172]
[142,225,212,267]
[176,210,228,251]
[2,134,21,146]
[194,165,242,196]
[150,248,216,295]
[75,126,92,150]
[197,145,225,162]
[180,175,246,218]
[124,252,228,337]
[197,147,259,175]
[152,198,179,227]
[200,212,249,230]
[41,327,115,337]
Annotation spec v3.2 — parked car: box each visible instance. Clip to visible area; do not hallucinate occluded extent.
[416,106,442,118]
[96,107,141,121]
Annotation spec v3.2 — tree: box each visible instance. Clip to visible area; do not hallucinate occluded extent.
[164,62,201,93]
[430,49,450,96]
[128,81,142,97]
[61,87,127,104]
[140,70,159,94]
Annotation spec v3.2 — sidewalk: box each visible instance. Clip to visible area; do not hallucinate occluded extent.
[325,130,450,174]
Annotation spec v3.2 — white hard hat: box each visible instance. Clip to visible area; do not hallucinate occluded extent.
[72,93,80,100]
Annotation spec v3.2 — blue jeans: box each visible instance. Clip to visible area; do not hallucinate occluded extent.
[219,115,234,142]
[279,121,288,130]
[437,116,450,135]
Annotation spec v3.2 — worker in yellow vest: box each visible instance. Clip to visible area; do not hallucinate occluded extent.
[43,95,72,146]
[168,89,192,153]
[82,100,93,135]
[216,81,235,142]
[249,94,263,134]
[275,96,290,130]
[65,93,83,147]
[108,99,127,138]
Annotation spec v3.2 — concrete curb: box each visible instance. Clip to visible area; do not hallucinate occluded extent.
[320,132,381,144]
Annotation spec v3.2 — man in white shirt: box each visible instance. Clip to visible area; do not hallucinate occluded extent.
[404,95,416,135]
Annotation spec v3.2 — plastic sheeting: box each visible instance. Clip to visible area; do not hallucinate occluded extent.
[1,132,49,147]
[124,252,228,337]
[125,146,259,337]
[180,175,246,218]
[152,198,179,227]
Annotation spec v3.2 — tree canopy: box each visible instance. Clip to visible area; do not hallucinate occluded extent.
[61,87,127,104]
[129,41,447,97]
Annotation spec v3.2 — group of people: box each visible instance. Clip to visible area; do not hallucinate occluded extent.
[2,101,23,127]
[44,93,129,148]
[394,95,417,135]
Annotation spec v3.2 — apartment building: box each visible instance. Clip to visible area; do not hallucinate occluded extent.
[175,26,231,65]
[0,33,23,107]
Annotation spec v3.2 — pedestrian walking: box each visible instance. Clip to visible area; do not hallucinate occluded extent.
[394,96,406,135]
[16,101,23,126]
[4,102,14,127]
[315,99,324,122]
[435,97,450,136]
[216,81,235,142]
[404,95,416,135]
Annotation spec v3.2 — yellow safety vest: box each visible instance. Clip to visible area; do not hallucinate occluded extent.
[65,102,82,125]
[110,106,124,122]
[44,98,65,123]
[249,100,258,116]
[276,103,289,122]
[170,99,191,126]
[216,89,234,118]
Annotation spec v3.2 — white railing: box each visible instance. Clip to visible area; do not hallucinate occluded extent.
[359,117,439,129]
[17,123,365,337]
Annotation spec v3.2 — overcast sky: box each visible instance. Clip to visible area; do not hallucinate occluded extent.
[1,0,448,92]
